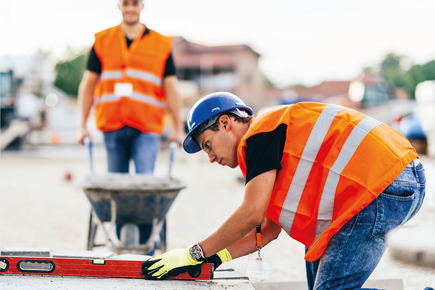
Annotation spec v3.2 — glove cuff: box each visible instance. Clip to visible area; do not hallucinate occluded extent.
[217,248,232,263]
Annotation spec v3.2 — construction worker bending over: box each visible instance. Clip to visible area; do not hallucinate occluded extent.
[142,92,427,290]
[77,0,183,247]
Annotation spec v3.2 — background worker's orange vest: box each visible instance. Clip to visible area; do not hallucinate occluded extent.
[93,25,172,134]
[237,103,417,261]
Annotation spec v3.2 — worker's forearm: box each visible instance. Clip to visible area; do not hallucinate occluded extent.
[166,102,183,133]
[200,203,261,258]
[78,82,94,127]
[227,218,281,259]
[164,76,183,132]
[200,170,277,258]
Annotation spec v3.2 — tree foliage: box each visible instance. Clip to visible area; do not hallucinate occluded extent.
[54,48,87,98]
[379,53,435,98]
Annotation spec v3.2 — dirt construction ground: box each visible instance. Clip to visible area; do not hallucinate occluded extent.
[1,145,434,289]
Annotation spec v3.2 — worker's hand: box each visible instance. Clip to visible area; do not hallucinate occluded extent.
[77,126,91,145]
[203,248,232,270]
[169,128,184,148]
[141,248,202,280]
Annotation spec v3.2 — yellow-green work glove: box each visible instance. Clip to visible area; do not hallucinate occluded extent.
[141,247,202,280]
[203,248,232,270]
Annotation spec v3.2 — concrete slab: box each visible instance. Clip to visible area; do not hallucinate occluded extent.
[252,279,403,290]
[214,269,249,280]
[1,247,50,257]
[389,226,435,268]
[0,275,256,290]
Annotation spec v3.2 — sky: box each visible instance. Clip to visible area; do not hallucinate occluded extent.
[1,0,435,86]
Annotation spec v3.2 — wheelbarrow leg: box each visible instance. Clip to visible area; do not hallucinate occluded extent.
[150,219,167,254]
[87,209,98,251]
[159,219,167,253]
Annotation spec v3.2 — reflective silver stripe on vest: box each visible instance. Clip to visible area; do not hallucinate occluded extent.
[126,69,162,87]
[278,104,343,235]
[130,92,165,108]
[96,94,120,103]
[312,116,383,244]
[96,92,165,109]
[100,71,123,81]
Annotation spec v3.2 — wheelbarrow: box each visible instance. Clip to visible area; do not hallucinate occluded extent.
[76,142,186,255]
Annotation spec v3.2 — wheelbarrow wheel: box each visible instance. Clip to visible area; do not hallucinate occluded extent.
[87,209,98,250]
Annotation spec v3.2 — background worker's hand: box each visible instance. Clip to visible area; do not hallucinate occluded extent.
[169,128,184,148]
[203,249,232,270]
[141,248,202,280]
[77,126,91,145]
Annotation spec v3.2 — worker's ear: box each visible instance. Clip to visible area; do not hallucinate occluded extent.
[218,115,231,132]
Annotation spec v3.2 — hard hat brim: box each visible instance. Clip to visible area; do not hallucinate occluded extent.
[183,131,202,154]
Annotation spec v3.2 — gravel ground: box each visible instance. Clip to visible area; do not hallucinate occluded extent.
[1,145,434,289]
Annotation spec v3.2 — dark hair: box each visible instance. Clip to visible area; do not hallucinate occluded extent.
[207,112,252,132]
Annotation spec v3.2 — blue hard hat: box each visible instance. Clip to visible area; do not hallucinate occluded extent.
[183,92,253,154]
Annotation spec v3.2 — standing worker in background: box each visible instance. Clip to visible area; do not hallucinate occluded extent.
[77,0,183,246]
[142,92,429,290]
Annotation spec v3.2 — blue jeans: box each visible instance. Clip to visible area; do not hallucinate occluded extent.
[306,159,426,290]
[103,126,160,174]
[103,126,161,245]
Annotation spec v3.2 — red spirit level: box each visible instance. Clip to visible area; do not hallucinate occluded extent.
[0,256,213,280]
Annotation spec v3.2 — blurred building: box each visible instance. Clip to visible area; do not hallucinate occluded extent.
[294,80,352,104]
[281,73,390,109]
[172,37,267,114]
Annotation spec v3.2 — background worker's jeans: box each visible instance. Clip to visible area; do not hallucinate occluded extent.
[103,126,161,246]
[306,159,426,290]
[103,126,160,174]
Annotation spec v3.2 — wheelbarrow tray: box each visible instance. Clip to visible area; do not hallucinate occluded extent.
[76,173,186,225]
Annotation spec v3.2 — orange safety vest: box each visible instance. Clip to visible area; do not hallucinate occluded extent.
[93,25,172,134]
[237,103,417,261]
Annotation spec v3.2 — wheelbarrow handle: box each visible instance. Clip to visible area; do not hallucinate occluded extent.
[84,136,94,173]
[168,141,179,177]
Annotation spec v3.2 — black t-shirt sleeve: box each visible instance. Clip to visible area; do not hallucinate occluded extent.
[86,46,102,74]
[244,123,287,184]
[164,52,176,78]
[86,45,175,78]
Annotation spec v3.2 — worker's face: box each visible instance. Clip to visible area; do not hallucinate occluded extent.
[197,115,239,168]
[118,0,144,25]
